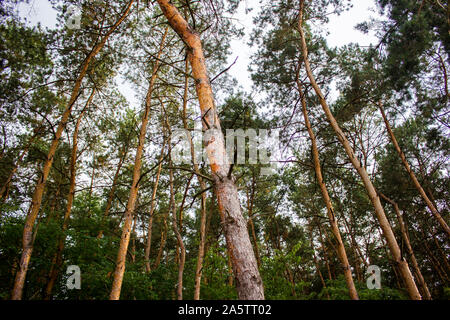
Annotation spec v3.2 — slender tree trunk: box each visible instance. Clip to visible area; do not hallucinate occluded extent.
[169,164,185,300]
[317,222,333,281]
[179,58,209,300]
[153,216,168,270]
[298,0,421,300]
[144,136,166,273]
[298,81,358,299]
[97,148,128,239]
[177,58,210,300]
[247,174,261,269]
[44,89,95,300]
[379,192,432,299]
[0,123,44,203]
[156,0,264,300]
[130,215,137,264]
[162,100,186,300]
[309,227,330,300]
[46,182,61,224]
[87,158,96,216]
[11,1,135,300]
[340,211,365,282]
[109,26,167,300]
[378,102,450,237]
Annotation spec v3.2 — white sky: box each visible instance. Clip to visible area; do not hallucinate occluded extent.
[17,0,380,103]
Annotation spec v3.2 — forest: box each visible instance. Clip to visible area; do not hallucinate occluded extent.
[0,0,449,300]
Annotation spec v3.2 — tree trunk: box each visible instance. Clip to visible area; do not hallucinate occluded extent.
[162,99,186,300]
[0,122,44,204]
[97,147,128,239]
[144,135,166,273]
[298,80,358,299]
[378,102,450,237]
[178,58,209,300]
[44,88,95,300]
[11,1,135,300]
[309,227,330,300]
[247,173,261,269]
[379,192,432,299]
[156,0,264,300]
[109,26,167,300]
[298,0,421,300]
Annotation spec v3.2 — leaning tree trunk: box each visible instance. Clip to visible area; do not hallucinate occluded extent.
[11,1,135,300]
[297,79,358,300]
[379,192,432,300]
[44,88,95,300]
[109,27,167,300]
[156,0,264,299]
[298,0,421,300]
[378,102,450,237]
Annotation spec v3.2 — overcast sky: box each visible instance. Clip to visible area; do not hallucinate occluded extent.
[17,0,380,102]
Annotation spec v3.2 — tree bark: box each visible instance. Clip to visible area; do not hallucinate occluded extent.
[156,0,264,300]
[298,0,421,300]
[11,1,135,300]
[109,26,167,300]
[378,102,450,237]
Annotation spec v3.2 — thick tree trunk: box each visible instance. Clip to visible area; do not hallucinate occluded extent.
[11,1,135,300]
[379,192,432,299]
[298,81,358,300]
[44,89,95,300]
[109,26,167,300]
[298,0,421,300]
[378,102,450,237]
[156,0,264,300]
